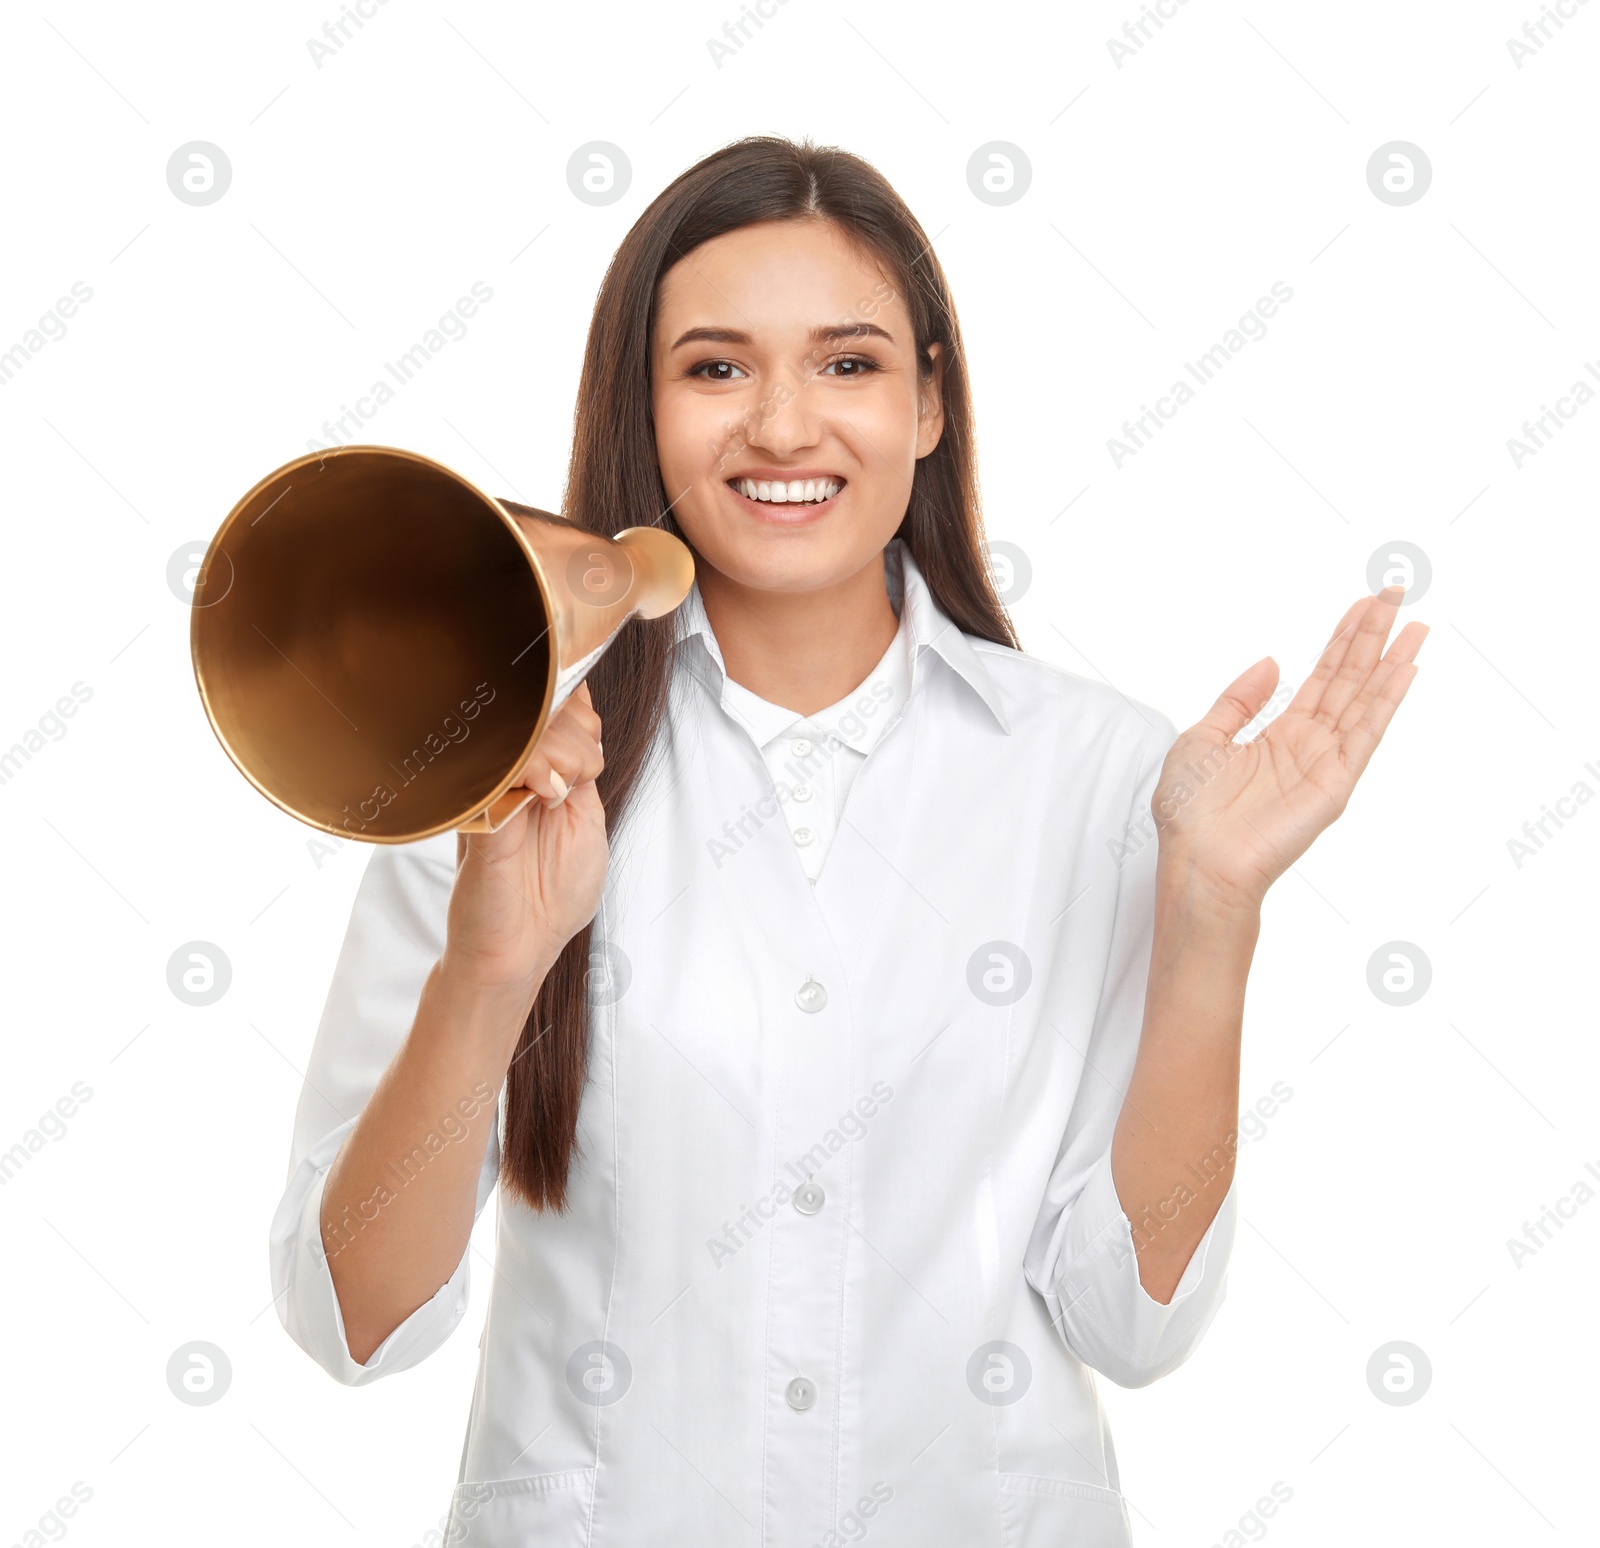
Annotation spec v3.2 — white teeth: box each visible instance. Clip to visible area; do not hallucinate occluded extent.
[735,478,841,504]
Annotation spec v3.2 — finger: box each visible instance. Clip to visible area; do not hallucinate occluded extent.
[1338,658,1419,785]
[516,749,559,802]
[561,681,601,739]
[1195,654,1282,742]
[521,688,604,788]
[1333,620,1429,738]
[518,722,603,804]
[538,712,604,778]
[1285,601,1367,722]
[1323,596,1368,648]
[546,686,602,743]
[1286,588,1403,726]
[1315,588,1410,728]
[561,775,604,817]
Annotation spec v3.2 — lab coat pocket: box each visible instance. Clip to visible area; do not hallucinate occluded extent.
[445,1467,596,1546]
[997,1471,1131,1548]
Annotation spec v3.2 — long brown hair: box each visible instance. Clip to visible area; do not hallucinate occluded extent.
[501,133,1020,1211]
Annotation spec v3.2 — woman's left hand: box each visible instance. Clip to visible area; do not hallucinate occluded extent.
[1151,585,1429,912]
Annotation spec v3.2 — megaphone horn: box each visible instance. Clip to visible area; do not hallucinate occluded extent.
[189,445,695,844]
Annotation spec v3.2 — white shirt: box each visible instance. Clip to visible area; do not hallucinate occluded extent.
[269,535,1239,1548]
[695,563,913,882]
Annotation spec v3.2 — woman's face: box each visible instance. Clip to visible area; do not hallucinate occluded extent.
[650,217,943,596]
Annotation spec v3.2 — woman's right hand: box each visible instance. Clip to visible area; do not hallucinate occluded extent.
[441,680,608,994]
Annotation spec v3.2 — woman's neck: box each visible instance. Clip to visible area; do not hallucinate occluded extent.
[696,548,902,716]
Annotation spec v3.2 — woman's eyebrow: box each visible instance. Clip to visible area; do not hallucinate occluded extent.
[669,322,895,350]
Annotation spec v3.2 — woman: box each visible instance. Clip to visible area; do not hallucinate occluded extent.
[269,135,1426,1546]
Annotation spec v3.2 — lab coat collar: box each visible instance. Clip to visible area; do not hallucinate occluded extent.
[717,590,912,756]
[673,536,1012,736]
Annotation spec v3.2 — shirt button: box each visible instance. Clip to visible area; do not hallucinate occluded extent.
[791,738,812,758]
[793,826,815,846]
[786,1375,816,1411]
[795,977,827,1013]
[793,1181,825,1215]
[792,783,812,803]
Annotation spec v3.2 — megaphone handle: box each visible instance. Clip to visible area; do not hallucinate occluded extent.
[456,784,540,834]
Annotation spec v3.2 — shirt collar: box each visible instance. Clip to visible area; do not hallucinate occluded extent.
[720,601,911,755]
[674,536,1011,738]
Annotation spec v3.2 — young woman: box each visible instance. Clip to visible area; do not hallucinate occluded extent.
[269,135,1426,1547]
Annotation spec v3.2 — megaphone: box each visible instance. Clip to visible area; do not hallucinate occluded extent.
[189,445,694,844]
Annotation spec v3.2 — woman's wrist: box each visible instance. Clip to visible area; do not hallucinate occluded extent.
[437,927,565,998]
[1154,842,1267,931]
[426,951,550,1059]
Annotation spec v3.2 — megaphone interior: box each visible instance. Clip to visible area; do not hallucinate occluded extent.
[190,445,694,843]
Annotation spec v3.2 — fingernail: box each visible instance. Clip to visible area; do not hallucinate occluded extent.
[548,770,568,803]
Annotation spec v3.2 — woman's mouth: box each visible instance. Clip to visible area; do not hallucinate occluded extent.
[724,475,845,522]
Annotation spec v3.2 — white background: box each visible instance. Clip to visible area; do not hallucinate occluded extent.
[1,2,1594,1544]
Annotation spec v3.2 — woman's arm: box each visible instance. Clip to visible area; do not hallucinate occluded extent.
[320,956,551,1365]
[1111,586,1427,1303]
[1110,865,1257,1304]
[314,683,610,1366]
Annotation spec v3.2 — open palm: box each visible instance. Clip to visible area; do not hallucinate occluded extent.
[1152,585,1429,911]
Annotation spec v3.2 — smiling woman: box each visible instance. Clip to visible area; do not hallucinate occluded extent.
[269,133,1425,1548]
[649,214,966,690]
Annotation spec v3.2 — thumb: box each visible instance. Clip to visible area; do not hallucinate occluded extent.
[1196,655,1279,742]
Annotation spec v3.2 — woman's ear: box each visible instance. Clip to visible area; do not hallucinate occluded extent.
[915,340,947,459]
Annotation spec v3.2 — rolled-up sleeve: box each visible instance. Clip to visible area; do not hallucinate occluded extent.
[1025,708,1239,1389]
[267,834,502,1386]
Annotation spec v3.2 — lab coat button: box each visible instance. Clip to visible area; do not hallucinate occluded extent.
[791,738,813,758]
[794,1181,825,1215]
[793,826,815,846]
[795,978,827,1013]
[792,783,812,802]
[786,1375,816,1410]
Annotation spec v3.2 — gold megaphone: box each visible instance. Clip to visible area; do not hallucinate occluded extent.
[190,445,694,844]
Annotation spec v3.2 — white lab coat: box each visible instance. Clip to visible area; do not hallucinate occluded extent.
[269,536,1238,1547]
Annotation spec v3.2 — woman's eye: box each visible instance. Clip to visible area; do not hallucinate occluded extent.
[686,355,879,381]
[688,360,747,381]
